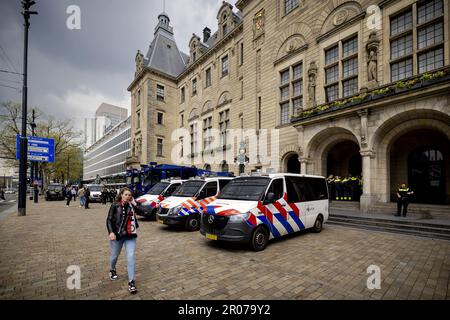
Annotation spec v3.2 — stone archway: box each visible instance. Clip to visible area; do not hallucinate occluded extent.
[279,144,302,173]
[373,110,450,203]
[306,127,360,177]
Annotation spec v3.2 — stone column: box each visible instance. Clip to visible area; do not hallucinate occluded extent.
[360,149,377,213]
[299,158,309,175]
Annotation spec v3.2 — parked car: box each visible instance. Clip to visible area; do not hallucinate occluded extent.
[200,173,329,251]
[135,179,185,220]
[4,189,16,194]
[45,184,65,201]
[156,177,233,231]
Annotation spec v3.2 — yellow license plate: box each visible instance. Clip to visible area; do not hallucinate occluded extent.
[206,233,217,240]
[157,219,164,224]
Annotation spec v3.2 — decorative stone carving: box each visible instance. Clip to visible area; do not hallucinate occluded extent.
[366,32,380,85]
[333,9,349,26]
[136,136,142,155]
[320,2,362,35]
[135,50,144,74]
[307,62,318,107]
[253,9,265,40]
[131,138,136,156]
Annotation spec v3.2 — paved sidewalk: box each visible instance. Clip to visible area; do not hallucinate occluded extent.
[0,200,449,300]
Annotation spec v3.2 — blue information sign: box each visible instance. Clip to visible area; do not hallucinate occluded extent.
[16,135,55,163]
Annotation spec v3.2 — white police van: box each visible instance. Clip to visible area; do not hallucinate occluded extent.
[156,177,233,231]
[200,173,329,251]
[135,179,184,220]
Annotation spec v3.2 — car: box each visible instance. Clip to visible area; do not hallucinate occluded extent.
[4,189,16,194]
[45,184,65,201]
[135,179,185,220]
[156,177,233,231]
[199,173,329,251]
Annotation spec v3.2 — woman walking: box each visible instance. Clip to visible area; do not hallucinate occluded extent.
[106,187,143,294]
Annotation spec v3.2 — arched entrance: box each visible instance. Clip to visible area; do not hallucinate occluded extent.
[390,128,449,204]
[327,141,362,177]
[285,153,300,173]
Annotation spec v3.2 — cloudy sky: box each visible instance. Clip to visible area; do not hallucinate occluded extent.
[0,0,227,130]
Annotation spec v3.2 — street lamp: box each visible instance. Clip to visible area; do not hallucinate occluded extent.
[18,0,38,216]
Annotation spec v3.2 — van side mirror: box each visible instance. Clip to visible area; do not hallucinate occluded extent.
[264,192,276,204]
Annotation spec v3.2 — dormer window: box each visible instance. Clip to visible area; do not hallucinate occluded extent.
[192,52,196,62]
[223,24,228,36]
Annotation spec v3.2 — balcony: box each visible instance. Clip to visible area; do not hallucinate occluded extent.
[291,66,450,123]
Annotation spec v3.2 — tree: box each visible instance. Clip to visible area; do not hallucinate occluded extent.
[0,101,83,187]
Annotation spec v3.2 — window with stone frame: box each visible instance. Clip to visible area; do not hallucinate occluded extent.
[179,137,184,157]
[136,111,141,129]
[190,122,198,156]
[157,138,163,157]
[205,67,212,88]
[181,86,185,103]
[219,109,230,147]
[192,78,197,96]
[157,112,164,125]
[202,116,213,150]
[324,35,359,102]
[137,89,141,106]
[279,62,304,124]
[222,55,229,77]
[389,0,444,81]
[284,0,299,15]
[156,84,165,101]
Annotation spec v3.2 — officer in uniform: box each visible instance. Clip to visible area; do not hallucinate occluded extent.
[334,176,342,201]
[341,176,350,201]
[326,175,335,202]
[348,174,359,201]
[396,183,414,217]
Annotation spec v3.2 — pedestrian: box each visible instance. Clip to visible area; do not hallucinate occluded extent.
[78,186,85,207]
[396,183,414,217]
[71,187,77,201]
[0,188,5,201]
[326,175,335,202]
[334,176,342,201]
[65,185,72,207]
[106,187,144,294]
[84,187,90,209]
[101,187,108,205]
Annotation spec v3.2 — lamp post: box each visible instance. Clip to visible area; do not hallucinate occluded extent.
[18,0,38,216]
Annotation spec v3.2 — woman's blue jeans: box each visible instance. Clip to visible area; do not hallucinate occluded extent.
[109,238,136,281]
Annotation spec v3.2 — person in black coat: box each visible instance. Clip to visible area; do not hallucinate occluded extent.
[106,187,144,294]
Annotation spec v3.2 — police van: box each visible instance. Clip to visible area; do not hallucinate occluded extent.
[156,177,233,231]
[135,179,184,220]
[200,174,329,251]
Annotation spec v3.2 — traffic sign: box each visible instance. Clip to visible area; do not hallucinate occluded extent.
[16,135,55,163]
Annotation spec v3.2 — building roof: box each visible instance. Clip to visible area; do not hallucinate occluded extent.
[144,12,188,78]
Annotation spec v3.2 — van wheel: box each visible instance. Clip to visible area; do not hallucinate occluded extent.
[312,216,323,233]
[185,215,200,231]
[250,226,269,251]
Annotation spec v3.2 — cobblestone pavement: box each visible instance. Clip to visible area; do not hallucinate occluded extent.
[0,199,449,300]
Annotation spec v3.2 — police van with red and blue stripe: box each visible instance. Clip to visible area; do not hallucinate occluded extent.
[200,173,329,251]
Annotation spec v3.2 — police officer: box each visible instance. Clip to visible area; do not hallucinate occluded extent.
[326,175,335,202]
[341,176,350,201]
[334,176,342,201]
[396,183,414,217]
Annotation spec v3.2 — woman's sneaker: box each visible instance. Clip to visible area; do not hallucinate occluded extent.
[128,280,137,294]
[109,270,118,281]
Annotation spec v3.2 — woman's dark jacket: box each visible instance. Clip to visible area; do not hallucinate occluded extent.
[106,202,142,239]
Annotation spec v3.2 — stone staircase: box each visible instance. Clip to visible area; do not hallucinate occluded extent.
[328,201,450,241]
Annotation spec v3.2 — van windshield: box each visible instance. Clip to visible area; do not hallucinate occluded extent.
[171,180,204,197]
[147,182,169,195]
[218,177,271,201]
[48,185,62,191]
[88,185,102,192]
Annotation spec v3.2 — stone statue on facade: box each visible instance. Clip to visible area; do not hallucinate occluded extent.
[307,62,318,107]
[366,32,380,86]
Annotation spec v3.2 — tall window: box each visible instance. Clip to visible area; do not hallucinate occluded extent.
[219,109,230,147]
[157,138,163,156]
[190,123,197,156]
[137,89,141,106]
[136,111,141,129]
[223,24,228,36]
[205,67,212,88]
[192,78,197,95]
[181,87,185,103]
[284,0,299,15]
[324,35,359,102]
[156,84,165,101]
[179,137,184,157]
[390,0,444,81]
[222,55,229,77]
[157,112,164,125]
[240,42,244,66]
[202,116,212,150]
[180,113,184,127]
[279,62,303,124]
